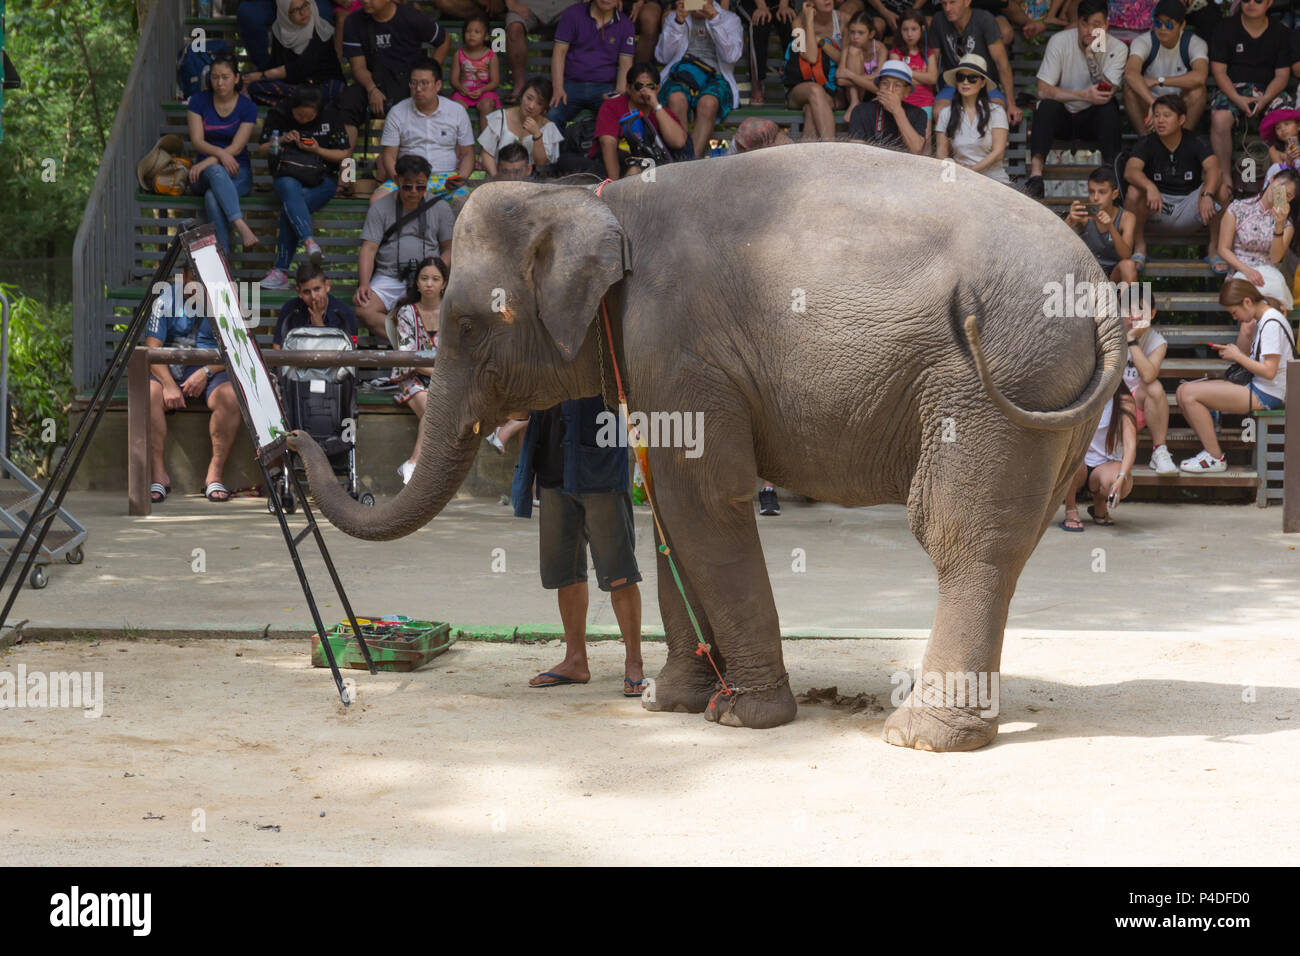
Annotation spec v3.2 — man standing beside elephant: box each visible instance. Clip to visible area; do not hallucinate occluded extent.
[512,397,646,696]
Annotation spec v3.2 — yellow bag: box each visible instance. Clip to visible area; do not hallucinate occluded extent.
[152,157,192,196]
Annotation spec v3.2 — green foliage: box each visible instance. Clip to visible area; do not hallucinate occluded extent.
[1,283,73,477]
[0,1,139,258]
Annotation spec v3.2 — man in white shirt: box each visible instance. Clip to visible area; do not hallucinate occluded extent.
[1025,0,1127,197]
[1122,0,1208,133]
[370,58,475,206]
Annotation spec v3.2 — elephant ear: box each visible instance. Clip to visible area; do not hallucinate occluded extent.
[525,188,631,361]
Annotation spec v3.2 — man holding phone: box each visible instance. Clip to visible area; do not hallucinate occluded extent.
[1124,92,1222,272]
[1025,0,1127,197]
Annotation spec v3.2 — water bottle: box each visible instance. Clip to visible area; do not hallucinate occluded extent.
[269,130,281,156]
[198,0,212,17]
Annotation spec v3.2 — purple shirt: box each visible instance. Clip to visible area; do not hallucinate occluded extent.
[554,2,635,84]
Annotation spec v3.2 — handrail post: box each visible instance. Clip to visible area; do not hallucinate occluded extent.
[127,348,152,517]
[1285,359,1298,533]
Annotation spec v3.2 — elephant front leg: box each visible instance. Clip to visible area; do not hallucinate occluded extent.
[642,522,726,715]
[665,502,795,730]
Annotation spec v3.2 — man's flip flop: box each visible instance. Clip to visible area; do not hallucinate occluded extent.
[205,481,230,502]
[623,676,648,698]
[530,671,588,688]
[150,482,169,503]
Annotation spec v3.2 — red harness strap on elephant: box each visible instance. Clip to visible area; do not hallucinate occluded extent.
[598,295,732,700]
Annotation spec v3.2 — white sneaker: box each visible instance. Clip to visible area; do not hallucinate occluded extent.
[485,430,505,454]
[1149,445,1178,476]
[1179,451,1227,474]
[397,460,416,484]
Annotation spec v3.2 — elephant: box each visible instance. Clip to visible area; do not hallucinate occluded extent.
[288,142,1124,752]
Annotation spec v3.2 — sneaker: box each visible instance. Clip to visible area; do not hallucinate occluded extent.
[1024,175,1045,198]
[397,460,416,485]
[1149,444,1178,476]
[1179,450,1227,474]
[485,430,505,455]
[260,267,291,290]
[758,487,780,516]
[303,237,323,267]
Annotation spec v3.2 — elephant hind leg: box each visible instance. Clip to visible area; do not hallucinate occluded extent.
[885,452,1061,751]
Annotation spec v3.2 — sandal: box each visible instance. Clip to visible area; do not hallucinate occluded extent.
[1059,510,1084,532]
[623,676,648,698]
[204,481,231,502]
[1206,255,1229,275]
[149,482,170,504]
[1131,252,1148,273]
[1087,504,1113,526]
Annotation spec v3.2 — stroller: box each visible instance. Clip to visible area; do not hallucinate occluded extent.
[269,326,374,513]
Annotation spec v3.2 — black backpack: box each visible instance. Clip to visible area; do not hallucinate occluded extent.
[1141,29,1194,74]
[561,115,598,157]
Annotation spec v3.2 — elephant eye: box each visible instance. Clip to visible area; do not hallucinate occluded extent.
[458,316,474,341]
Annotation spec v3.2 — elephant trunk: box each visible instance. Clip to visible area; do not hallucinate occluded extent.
[286,382,484,541]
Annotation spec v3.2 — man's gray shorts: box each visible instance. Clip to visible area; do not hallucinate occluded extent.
[538,486,641,592]
[1148,190,1215,232]
[506,0,572,30]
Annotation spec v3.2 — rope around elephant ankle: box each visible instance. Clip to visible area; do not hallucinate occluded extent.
[598,296,731,700]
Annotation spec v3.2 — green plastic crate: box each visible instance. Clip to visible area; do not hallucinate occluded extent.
[311,617,455,672]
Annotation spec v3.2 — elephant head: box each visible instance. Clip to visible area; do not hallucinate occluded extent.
[287,181,631,540]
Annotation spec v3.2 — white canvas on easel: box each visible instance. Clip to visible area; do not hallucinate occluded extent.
[186,234,287,453]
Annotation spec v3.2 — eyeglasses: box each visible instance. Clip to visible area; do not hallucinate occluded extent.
[955,72,982,84]
[1152,17,1177,28]
[409,78,435,89]
[632,81,659,91]
[1242,0,1267,5]
[289,2,311,13]
[399,181,429,192]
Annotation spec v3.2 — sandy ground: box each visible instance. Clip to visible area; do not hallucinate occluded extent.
[3,633,1297,866]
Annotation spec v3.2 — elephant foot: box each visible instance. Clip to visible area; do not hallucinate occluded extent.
[882,698,998,752]
[702,674,797,729]
[641,669,716,714]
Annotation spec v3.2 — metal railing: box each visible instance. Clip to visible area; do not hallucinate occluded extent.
[71,0,186,393]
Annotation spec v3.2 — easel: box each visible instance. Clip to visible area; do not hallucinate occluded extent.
[0,224,373,704]
[182,225,374,701]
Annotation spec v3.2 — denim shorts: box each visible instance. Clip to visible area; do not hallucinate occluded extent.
[1250,382,1285,410]
[538,486,641,592]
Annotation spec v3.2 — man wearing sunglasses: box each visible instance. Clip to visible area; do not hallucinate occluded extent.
[356,154,455,337]
[1208,0,1291,202]
[589,62,687,180]
[1123,0,1208,134]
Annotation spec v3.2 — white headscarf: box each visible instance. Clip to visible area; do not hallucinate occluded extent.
[272,0,334,56]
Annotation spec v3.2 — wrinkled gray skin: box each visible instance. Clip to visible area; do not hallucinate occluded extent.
[290,143,1123,752]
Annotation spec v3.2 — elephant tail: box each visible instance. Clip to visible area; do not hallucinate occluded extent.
[963,311,1123,432]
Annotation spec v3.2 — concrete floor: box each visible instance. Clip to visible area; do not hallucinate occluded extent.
[6,489,1297,642]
